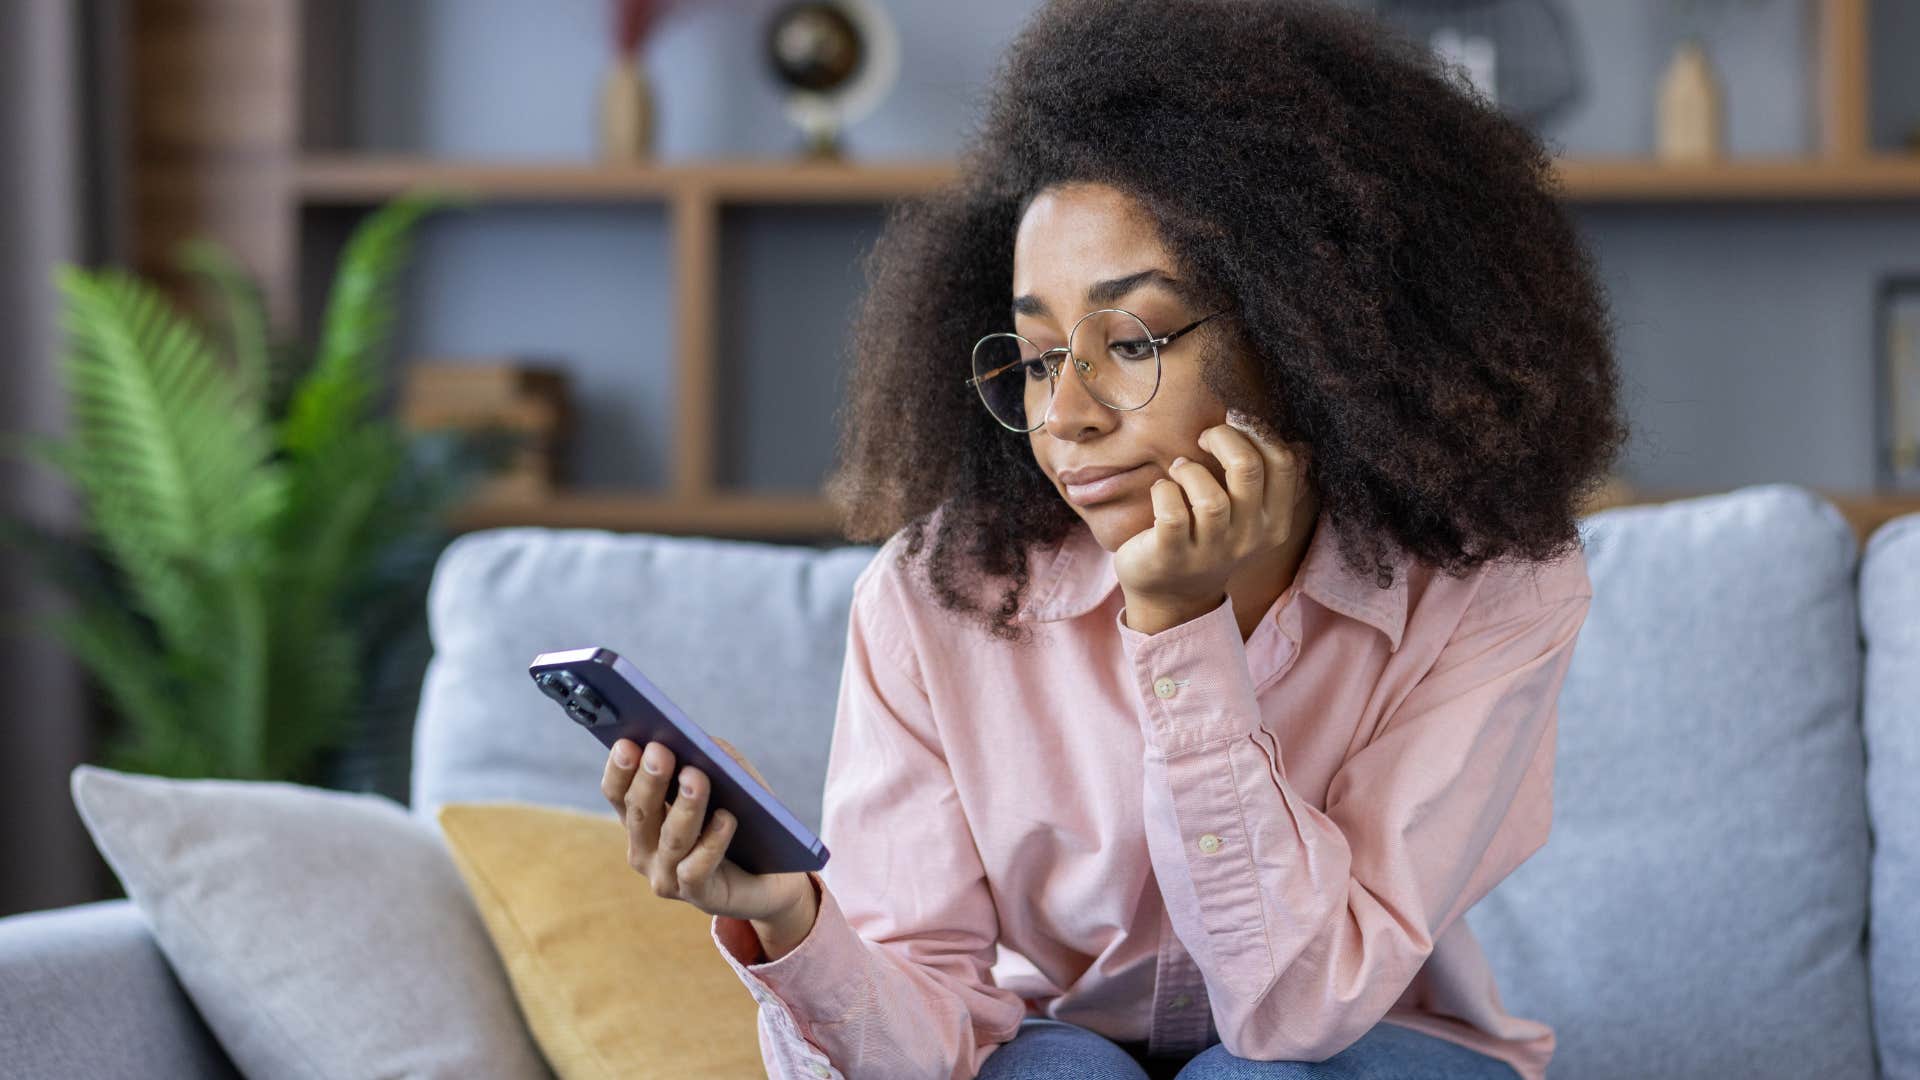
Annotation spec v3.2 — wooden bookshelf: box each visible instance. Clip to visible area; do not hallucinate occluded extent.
[457,484,1920,545]
[296,154,1920,208]
[127,0,1920,542]
[1578,485,1920,548]
[1553,155,1920,201]
[295,156,958,205]
[449,491,845,537]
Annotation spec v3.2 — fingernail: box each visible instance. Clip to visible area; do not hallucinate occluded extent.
[1171,456,1189,468]
[614,742,635,768]
[642,748,661,774]
[680,767,699,794]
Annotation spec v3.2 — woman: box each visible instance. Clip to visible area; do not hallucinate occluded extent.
[602,1,1627,1077]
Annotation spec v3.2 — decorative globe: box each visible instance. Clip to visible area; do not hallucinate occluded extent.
[766,2,865,95]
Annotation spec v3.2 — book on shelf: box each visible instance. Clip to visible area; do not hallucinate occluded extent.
[399,358,572,503]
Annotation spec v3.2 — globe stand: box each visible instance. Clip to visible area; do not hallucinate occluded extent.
[785,93,849,161]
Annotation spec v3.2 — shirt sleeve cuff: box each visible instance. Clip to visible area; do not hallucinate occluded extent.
[1116,594,1263,758]
[710,870,871,1029]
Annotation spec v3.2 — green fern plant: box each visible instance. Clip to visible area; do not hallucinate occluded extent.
[4,190,507,784]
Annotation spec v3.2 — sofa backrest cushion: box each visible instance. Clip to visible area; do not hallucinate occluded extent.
[1861,511,1920,1079]
[1463,484,1876,1079]
[412,526,879,832]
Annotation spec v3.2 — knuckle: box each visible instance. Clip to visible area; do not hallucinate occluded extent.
[651,876,673,899]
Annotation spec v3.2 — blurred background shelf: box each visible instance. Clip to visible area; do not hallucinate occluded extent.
[296,153,1920,207]
[448,491,844,536]
[296,156,958,205]
[447,485,1920,546]
[122,0,1920,544]
[1556,154,1920,200]
[1579,485,1920,547]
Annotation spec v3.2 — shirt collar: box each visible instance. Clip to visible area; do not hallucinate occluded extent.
[1016,508,1410,652]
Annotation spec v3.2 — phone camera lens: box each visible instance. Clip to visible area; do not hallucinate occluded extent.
[572,683,606,713]
[534,672,570,701]
[564,700,596,726]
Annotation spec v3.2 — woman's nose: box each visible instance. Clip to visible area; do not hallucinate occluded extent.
[1041,357,1114,434]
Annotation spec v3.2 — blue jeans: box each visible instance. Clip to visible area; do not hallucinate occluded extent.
[974,1018,1524,1080]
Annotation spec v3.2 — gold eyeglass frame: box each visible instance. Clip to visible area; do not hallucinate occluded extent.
[964,308,1225,433]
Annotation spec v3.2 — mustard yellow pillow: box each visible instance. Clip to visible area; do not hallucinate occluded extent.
[437,801,763,1079]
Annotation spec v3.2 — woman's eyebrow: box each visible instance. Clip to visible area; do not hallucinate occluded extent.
[1012,267,1178,319]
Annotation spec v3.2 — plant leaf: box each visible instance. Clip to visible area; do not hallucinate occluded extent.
[175,236,273,416]
[282,190,469,458]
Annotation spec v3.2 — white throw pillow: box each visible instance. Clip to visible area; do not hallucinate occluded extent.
[70,764,554,1080]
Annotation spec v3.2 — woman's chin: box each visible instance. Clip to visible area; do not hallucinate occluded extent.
[1074,498,1152,552]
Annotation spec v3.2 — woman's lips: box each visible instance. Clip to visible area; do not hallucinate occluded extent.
[1062,462,1151,505]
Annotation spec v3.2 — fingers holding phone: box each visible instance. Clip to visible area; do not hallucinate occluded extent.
[599,736,805,925]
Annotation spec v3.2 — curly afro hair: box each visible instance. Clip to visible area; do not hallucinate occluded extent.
[823,0,1628,644]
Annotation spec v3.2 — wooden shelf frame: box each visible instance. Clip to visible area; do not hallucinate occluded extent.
[295,156,959,205]
[295,152,1920,207]
[450,485,1920,545]
[127,0,1918,541]
[449,491,845,537]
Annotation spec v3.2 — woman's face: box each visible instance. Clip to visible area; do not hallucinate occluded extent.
[1012,181,1259,553]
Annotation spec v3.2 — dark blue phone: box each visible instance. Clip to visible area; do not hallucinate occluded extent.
[529,647,829,876]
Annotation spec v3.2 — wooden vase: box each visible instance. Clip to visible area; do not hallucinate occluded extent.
[1656,38,1722,163]
[598,55,654,162]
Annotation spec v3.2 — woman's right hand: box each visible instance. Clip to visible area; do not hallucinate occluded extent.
[600,736,812,926]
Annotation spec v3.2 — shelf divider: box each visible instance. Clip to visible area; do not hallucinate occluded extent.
[1817,0,1869,160]
[671,186,719,499]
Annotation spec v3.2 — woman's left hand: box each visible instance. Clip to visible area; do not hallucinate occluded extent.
[1114,412,1309,632]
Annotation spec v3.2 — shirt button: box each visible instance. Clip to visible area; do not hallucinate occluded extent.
[1171,992,1192,1009]
[1154,676,1178,699]
[1198,833,1222,854]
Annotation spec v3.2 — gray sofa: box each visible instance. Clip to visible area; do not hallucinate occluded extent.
[2,482,1914,1079]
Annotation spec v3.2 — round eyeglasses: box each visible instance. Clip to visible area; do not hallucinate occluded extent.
[965,308,1223,433]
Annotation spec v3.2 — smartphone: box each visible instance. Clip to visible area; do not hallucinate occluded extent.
[529,647,829,876]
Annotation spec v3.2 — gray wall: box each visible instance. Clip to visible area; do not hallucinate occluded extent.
[335,0,1920,496]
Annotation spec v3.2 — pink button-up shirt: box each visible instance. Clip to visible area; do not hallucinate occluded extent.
[713,505,1592,1080]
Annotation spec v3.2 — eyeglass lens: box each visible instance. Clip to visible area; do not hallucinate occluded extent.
[971,308,1161,431]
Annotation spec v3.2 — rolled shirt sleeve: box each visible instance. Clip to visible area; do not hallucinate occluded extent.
[709,571,1028,1080]
[1115,582,1590,1062]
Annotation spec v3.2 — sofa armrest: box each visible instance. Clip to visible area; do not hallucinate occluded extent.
[0,899,240,1078]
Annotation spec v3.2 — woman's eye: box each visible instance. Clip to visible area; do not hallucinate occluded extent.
[1022,359,1051,380]
[1110,340,1154,362]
